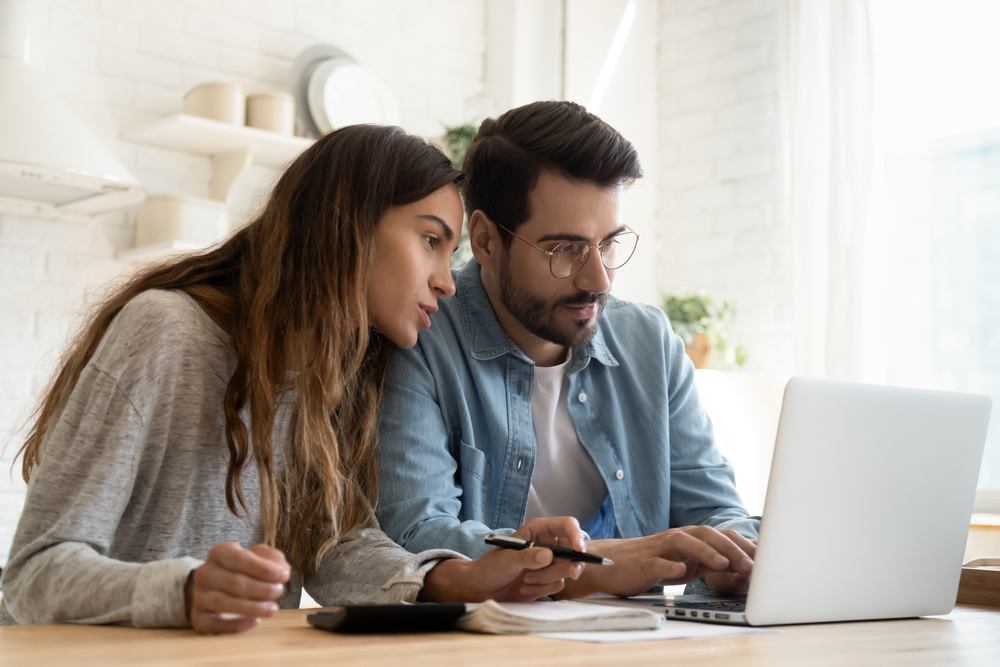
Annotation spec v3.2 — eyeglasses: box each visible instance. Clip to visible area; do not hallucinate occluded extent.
[493,221,640,279]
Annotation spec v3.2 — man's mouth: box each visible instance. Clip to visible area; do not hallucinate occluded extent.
[558,294,605,320]
[562,302,599,320]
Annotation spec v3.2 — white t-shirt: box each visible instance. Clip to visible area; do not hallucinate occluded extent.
[523,350,608,524]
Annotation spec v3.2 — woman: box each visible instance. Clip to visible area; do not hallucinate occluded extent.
[0,125,585,634]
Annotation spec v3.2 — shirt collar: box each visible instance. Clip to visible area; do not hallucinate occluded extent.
[456,259,619,370]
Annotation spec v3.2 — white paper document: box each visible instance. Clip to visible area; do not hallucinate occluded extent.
[534,619,779,643]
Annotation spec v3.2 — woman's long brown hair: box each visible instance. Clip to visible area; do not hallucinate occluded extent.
[15,124,461,575]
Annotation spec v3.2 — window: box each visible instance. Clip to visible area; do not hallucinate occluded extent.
[873,0,1000,509]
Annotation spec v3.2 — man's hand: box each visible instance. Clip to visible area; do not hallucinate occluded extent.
[556,526,756,599]
[419,517,587,602]
[185,542,291,634]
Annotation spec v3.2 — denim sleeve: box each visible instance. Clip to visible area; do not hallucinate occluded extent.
[661,318,759,541]
[376,343,511,559]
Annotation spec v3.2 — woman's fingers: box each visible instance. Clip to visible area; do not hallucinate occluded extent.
[474,544,578,599]
[188,542,291,635]
[199,567,286,602]
[207,542,290,584]
[514,578,567,601]
[198,589,281,619]
[484,544,555,577]
[523,560,585,586]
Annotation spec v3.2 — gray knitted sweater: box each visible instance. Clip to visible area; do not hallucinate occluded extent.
[0,290,457,628]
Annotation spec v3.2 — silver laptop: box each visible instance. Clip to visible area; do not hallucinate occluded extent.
[660,377,992,626]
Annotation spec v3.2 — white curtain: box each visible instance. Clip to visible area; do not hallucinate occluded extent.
[780,0,885,382]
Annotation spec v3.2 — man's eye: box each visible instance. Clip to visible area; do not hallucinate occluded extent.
[551,244,578,256]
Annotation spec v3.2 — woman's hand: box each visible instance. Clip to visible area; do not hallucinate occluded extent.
[185,542,291,634]
[419,517,587,603]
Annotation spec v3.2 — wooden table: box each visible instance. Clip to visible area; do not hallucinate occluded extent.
[1,604,998,667]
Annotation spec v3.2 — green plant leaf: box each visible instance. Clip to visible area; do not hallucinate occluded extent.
[659,292,749,370]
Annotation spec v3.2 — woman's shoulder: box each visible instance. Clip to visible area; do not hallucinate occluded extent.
[111,290,226,341]
[117,289,214,330]
[92,290,231,377]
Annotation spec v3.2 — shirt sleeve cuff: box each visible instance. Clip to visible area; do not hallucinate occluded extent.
[713,516,761,541]
[380,549,470,600]
[129,557,203,628]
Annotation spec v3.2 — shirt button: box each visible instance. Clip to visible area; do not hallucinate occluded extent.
[578,392,587,403]
[615,469,624,480]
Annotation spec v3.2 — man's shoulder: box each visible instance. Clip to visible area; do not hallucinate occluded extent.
[587,296,683,373]
[599,295,673,339]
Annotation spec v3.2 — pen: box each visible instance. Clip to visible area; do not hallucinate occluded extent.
[484,534,614,565]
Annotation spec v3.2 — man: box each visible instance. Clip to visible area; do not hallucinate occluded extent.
[377,101,758,598]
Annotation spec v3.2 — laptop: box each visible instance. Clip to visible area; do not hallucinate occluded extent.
[658,377,992,626]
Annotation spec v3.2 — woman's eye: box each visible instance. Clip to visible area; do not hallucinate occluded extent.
[424,235,439,248]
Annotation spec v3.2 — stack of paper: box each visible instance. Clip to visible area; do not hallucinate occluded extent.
[456,600,663,635]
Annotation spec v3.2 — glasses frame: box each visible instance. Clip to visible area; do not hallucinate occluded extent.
[492,221,640,279]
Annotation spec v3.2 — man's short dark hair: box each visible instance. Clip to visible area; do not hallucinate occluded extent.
[461,101,643,247]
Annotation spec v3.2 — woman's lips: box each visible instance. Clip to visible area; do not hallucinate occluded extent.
[419,306,435,328]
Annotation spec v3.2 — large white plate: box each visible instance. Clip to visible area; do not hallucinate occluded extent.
[306,57,401,135]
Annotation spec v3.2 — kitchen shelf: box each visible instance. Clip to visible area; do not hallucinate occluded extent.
[118,114,315,260]
[122,113,313,168]
[122,114,313,203]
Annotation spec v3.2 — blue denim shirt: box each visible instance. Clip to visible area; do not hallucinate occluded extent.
[377,260,758,558]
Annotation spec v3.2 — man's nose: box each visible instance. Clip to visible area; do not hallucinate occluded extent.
[572,246,611,294]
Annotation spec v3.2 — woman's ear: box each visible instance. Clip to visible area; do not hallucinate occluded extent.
[468,210,500,269]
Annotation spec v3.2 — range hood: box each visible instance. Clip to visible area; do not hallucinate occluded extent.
[0,0,144,214]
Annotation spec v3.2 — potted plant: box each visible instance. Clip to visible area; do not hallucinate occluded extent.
[441,123,478,268]
[660,293,748,370]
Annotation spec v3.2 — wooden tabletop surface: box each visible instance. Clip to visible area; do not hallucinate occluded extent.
[1,604,998,667]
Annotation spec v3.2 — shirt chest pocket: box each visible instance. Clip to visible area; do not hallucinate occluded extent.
[454,433,492,520]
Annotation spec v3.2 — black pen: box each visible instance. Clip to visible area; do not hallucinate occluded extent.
[485,534,614,565]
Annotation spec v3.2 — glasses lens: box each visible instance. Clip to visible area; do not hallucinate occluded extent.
[600,231,638,270]
[549,242,590,278]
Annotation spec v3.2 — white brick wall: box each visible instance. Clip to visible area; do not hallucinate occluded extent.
[656,0,792,376]
[0,0,486,566]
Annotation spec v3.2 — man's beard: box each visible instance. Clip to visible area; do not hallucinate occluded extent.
[498,253,607,348]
